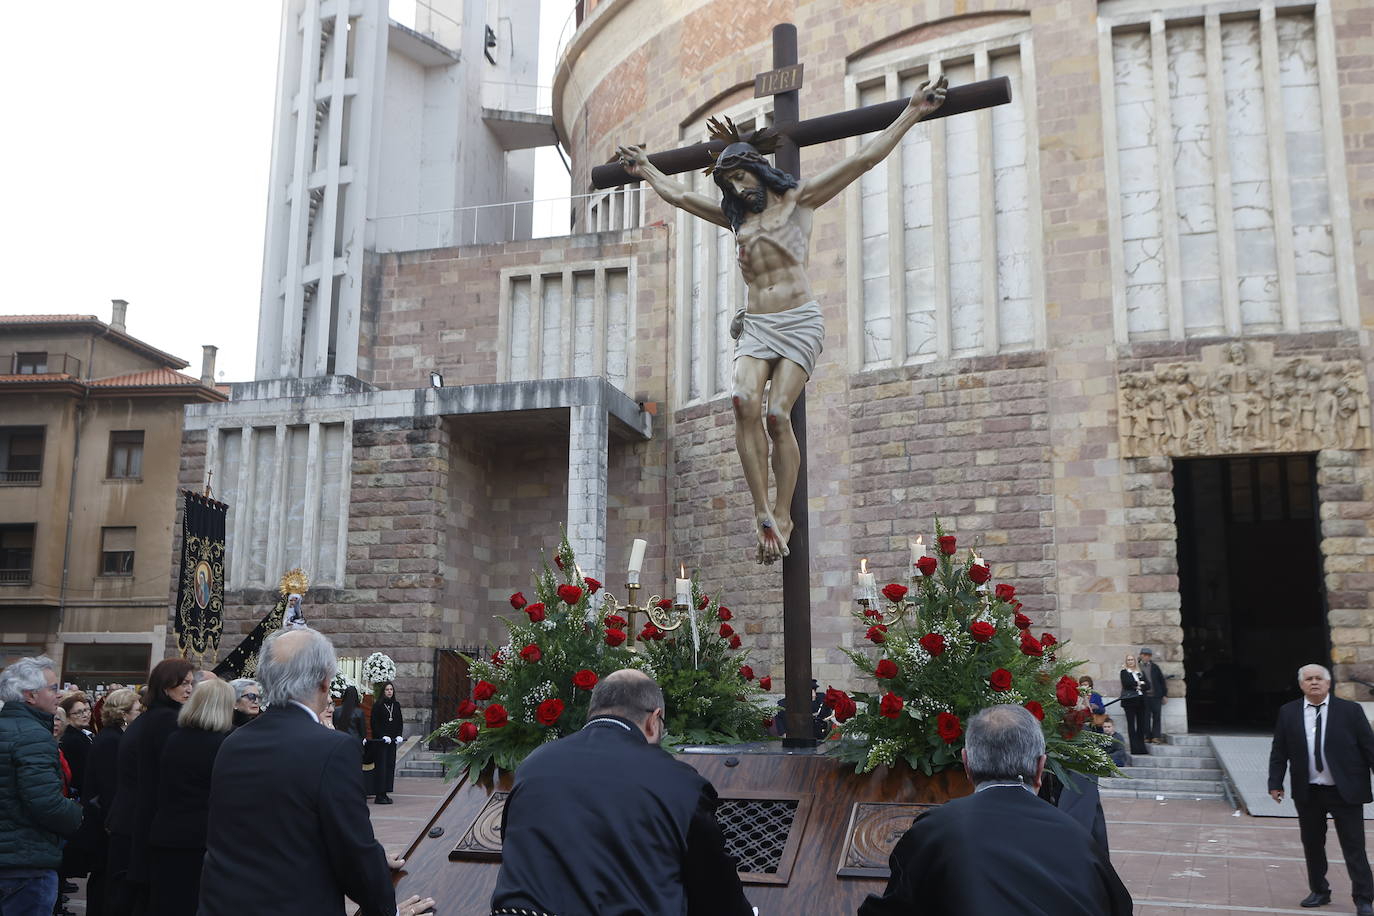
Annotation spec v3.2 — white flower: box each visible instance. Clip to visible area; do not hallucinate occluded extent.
[361,652,397,684]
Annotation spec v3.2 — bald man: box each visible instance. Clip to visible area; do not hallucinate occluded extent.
[1269,664,1374,913]
[491,670,752,916]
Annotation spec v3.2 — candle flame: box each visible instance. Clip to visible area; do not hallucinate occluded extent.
[916,536,924,547]
[860,558,868,574]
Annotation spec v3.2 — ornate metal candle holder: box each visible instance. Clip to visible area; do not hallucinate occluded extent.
[602,584,689,648]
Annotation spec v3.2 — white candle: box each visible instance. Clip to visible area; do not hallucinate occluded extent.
[675,565,691,607]
[909,537,925,569]
[627,538,647,585]
[856,558,877,602]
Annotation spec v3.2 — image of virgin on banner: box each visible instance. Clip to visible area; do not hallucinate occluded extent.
[174,490,227,660]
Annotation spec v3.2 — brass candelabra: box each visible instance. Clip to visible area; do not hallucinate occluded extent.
[602,584,691,649]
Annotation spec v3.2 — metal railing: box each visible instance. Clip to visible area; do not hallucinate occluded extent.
[3,353,81,376]
[481,80,554,116]
[0,569,33,585]
[0,470,39,485]
[389,0,462,49]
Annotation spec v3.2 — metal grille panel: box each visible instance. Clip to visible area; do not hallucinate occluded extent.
[716,798,799,875]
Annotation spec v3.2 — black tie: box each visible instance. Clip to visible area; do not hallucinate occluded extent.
[1312,704,1324,773]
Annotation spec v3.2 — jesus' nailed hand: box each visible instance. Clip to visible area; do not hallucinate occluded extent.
[617,76,947,565]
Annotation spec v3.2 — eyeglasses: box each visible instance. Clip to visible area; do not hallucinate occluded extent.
[241,693,261,702]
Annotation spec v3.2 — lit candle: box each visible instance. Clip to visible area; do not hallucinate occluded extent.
[675,564,691,607]
[856,558,878,603]
[627,538,647,585]
[909,537,925,569]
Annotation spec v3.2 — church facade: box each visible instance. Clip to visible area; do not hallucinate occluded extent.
[178,0,1374,734]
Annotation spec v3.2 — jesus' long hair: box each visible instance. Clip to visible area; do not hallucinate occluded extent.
[713,160,799,232]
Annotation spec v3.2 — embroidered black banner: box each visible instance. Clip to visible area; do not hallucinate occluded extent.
[174,491,227,660]
[212,593,287,680]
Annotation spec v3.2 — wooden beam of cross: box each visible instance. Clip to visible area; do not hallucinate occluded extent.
[612,24,1011,747]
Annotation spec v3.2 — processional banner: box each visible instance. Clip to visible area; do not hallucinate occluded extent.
[173,490,227,661]
[213,568,308,680]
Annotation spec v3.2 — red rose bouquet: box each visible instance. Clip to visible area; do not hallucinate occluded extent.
[834,521,1118,783]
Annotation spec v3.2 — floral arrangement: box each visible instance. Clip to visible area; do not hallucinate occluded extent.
[829,523,1118,784]
[430,533,770,781]
[362,652,396,688]
[329,671,358,698]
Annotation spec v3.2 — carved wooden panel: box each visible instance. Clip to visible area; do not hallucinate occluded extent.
[1117,341,1370,458]
[836,801,939,878]
[449,790,508,861]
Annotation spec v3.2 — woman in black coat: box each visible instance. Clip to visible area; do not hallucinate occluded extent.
[1119,652,1150,756]
[370,681,404,804]
[58,692,97,889]
[147,679,234,916]
[105,658,195,915]
[83,689,141,916]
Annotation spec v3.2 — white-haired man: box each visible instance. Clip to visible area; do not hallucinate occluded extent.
[859,704,1132,916]
[198,629,437,916]
[0,656,83,913]
[1269,664,1374,913]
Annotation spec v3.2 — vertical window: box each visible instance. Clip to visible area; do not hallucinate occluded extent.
[14,352,48,374]
[0,525,35,584]
[0,427,44,485]
[107,431,144,479]
[503,264,634,389]
[100,527,136,577]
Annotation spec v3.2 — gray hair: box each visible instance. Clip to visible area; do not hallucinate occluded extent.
[1298,664,1332,685]
[258,629,337,707]
[589,670,664,722]
[229,678,261,701]
[963,704,1046,785]
[0,656,56,703]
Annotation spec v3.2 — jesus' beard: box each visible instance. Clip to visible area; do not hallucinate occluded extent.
[738,186,767,213]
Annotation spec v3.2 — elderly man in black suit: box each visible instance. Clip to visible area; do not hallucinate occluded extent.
[492,669,753,916]
[198,628,437,916]
[858,704,1133,916]
[1269,663,1374,913]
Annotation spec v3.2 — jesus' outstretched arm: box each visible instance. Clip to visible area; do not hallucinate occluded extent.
[614,146,731,229]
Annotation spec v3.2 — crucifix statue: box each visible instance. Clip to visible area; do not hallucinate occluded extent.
[594,24,1010,743]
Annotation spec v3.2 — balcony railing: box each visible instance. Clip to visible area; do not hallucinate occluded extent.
[0,569,33,585]
[0,470,39,485]
[2,353,82,377]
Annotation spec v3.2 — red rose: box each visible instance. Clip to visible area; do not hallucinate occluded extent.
[1040,632,1057,648]
[719,622,735,639]
[509,592,527,610]
[1014,612,1032,630]
[1024,700,1045,721]
[989,668,1013,691]
[762,717,775,729]
[880,692,905,719]
[490,651,504,667]
[881,583,908,603]
[655,598,673,611]
[697,594,710,610]
[456,699,478,718]
[457,721,479,742]
[875,658,899,680]
[603,614,627,629]
[572,669,598,690]
[639,623,663,641]
[918,633,946,656]
[825,687,846,707]
[1056,675,1081,707]
[995,583,1016,601]
[937,711,962,743]
[604,628,627,647]
[1019,633,1043,657]
[557,584,583,605]
[968,564,991,585]
[519,644,542,664]
[524,602,546,622]
[535,698,565,726]
[729,635,741,649]
[916,556,938,576]
[1012,600,1024,612]
[484,704,508,728]
[717,607,732,621]
[830,692,857,722]
[739,665,755,681]
[758,676,772,690]
[866,625,888,644]
[938,535,957,555]
[863,607,883,620]
[473,680,496,701]
[969,621,995,643]
[554,554,564,570]
[583,576,602,594]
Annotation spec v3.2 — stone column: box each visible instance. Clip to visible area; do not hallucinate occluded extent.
[567,404,608,584]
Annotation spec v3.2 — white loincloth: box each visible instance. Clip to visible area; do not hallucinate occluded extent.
[732,300,825,377]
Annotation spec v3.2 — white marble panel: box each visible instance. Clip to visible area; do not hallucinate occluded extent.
[509,276,531,381]
[863,309,892,364]
[1125,282,1169,335]
[540,276,564,379]
[947,174,980,221]
[994,167,1028,209]
[1121,190,1163,241]
[1227,134,1271,184]
[950,258,983,354]
[715,228,733,394]
[1124,237,1166,285]
[1276,15,1319,86]
[903,224,935,269]
[688,210,706,400]
[1114,31,1155,104]
[1235,227,1280,276]
[1238,274,1281,329]
[1285,131,1327,180]
[1118,146,1161,194]
[999,296,1035,347]
[1296,272,1339,324]
[1231,181,1276,230]
[1181,279,1224,333]
[1289,176,1331,226]
[1292,223,1334,274]
[605,269,629,391]
[1178,232,1220,282]
[862,231,890,281]
[905,296,937,358]
[1116,100,1157,151]
[572,272,595,377]
[997,249,1032,301]
[1176,186,1217,235]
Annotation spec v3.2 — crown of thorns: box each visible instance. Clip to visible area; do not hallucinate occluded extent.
[703,116,782,175]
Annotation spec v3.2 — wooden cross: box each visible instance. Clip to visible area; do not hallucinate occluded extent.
[595,24,1011,747]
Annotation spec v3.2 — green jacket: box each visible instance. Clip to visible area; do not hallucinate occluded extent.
[0,701,83,869]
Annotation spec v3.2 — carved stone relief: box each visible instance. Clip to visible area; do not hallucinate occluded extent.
[1117,342,1370,458]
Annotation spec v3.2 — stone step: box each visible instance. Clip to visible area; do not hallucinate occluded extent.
[1099,775,1226,795]
[1165,734,1212,747]
[1099,786,1227,800]
[1137,743,1216,759]
[1121,753,1219,769]
[1116,765,1224,781]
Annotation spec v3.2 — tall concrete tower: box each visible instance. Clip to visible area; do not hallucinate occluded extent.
[255,0,549,381]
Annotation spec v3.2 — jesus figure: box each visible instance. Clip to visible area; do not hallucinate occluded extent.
[617,76,947,564]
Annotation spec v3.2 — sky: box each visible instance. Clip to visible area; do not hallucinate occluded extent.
[0,1,572,383]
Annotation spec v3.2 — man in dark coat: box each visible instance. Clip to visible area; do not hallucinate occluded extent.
[492,669,753,916]
[0,656,83,913]
[859,704,1133,916]
[1269,663,1374,913]
[1138,647,1169,743]
[198,628,437,916]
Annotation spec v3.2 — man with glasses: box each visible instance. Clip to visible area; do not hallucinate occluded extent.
[491,669,752,916]
[0,656,83,914]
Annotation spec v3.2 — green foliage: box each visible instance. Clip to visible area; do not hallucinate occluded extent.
[830,520,1120,780]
